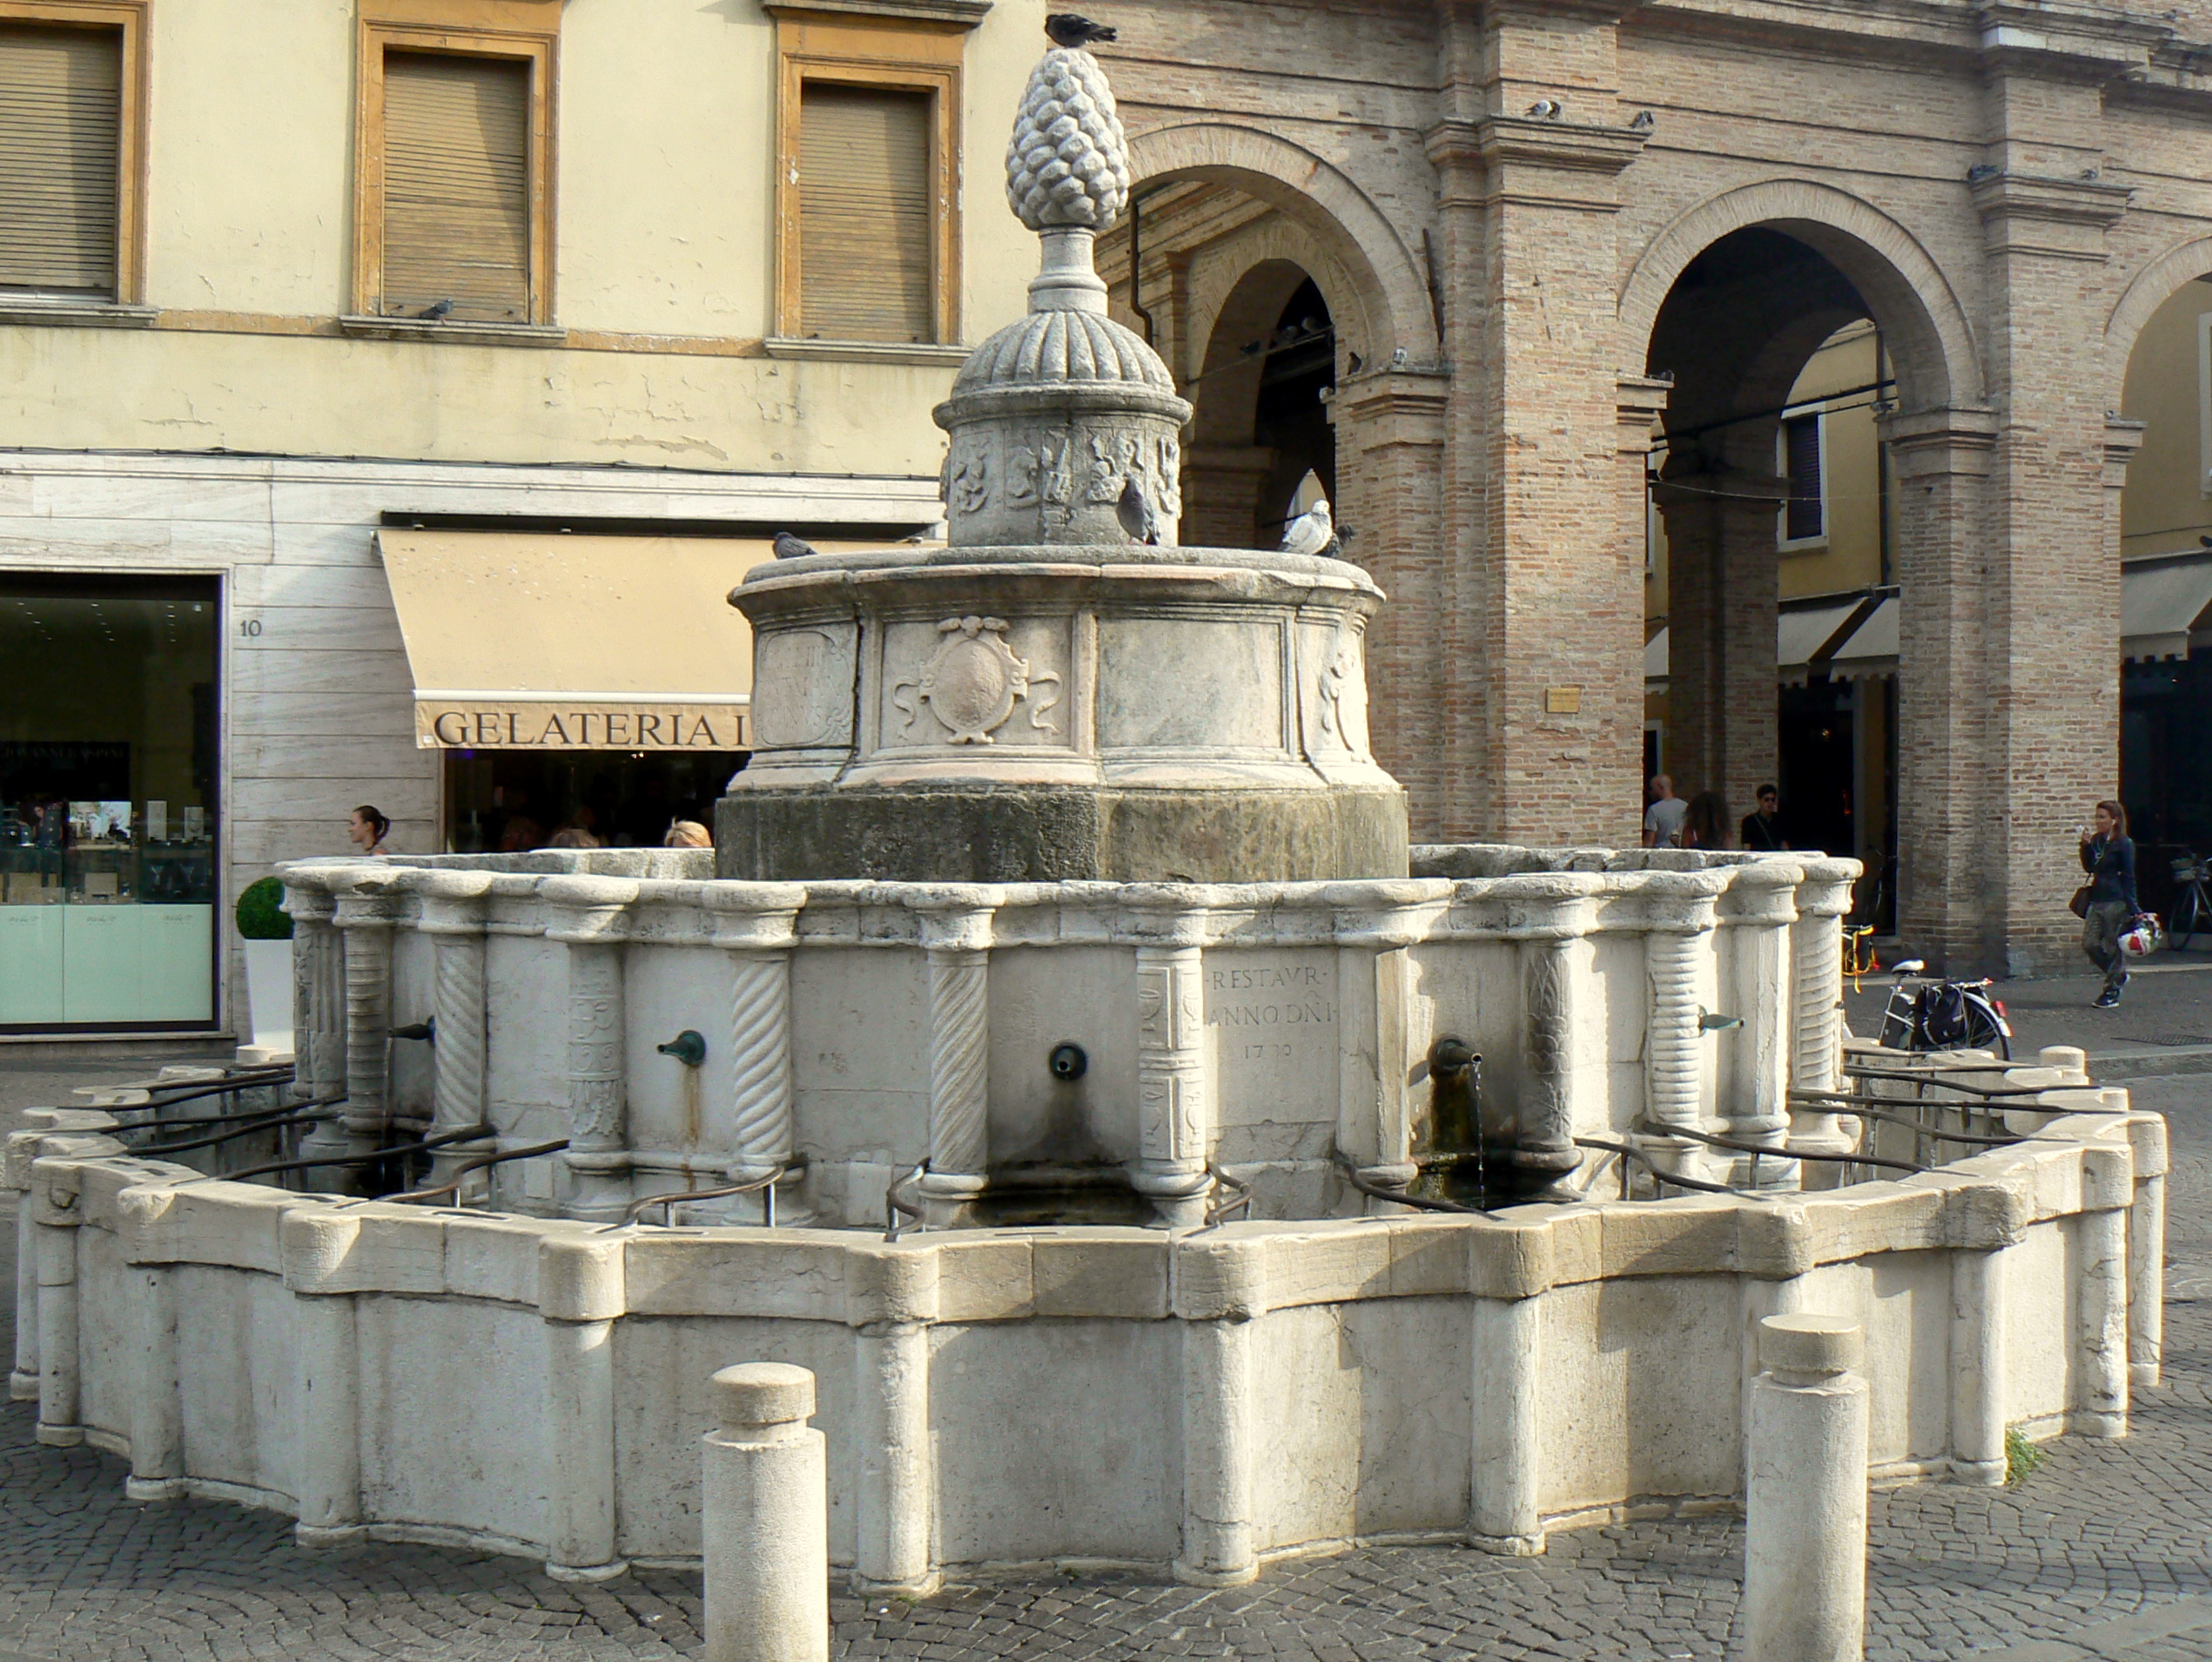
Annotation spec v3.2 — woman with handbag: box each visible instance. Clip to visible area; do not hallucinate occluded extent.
[2076,800,2141,1007]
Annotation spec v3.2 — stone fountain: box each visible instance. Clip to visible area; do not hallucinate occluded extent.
[716,41,1406,889]
[4,28,2162,1600]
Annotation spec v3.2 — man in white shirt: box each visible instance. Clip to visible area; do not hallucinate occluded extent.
[1643,774,1689,848]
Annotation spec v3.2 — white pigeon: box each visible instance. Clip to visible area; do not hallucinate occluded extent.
[1279,496,1334,558]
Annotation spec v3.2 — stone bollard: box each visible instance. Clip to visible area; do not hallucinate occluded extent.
[1745,1315,1868,1662]
[703,1363,828,1662]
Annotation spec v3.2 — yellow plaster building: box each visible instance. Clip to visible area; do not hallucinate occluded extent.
[0,0,1046,1036]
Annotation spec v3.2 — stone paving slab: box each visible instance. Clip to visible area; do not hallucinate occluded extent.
[0,1077,2203,1660]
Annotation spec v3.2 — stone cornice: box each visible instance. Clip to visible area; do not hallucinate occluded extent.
[1631,0,2171,82]
[763,0,990,27]
[1973,2,2168,82]
[1458,114,1650,176]
[1970,171,2133,229]
[1457,0,1653,21]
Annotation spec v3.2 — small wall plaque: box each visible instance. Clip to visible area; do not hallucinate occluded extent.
[1544,685,1583,715]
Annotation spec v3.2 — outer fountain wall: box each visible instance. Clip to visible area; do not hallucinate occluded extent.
[269,846,1860,1225]
[7,1088,2163,1587]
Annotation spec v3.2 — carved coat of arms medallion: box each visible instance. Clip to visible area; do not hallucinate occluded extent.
[897,616,1062,745]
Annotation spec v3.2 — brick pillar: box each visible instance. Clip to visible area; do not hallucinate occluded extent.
[1886,407,1996,967]
[1654,434,1785,818]
[1334,369,1449,835]
[1427,3,1649,845]
[1967,142,2134,972]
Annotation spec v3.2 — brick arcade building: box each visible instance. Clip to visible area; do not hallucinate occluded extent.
[1090,0,2212,976]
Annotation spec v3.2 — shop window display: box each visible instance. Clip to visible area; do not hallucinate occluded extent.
[0,577,219,1030]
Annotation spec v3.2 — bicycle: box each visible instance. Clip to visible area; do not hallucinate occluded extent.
[1876,959,2013,1060]
[1842,923,1880,992]
[2168,854,2212,950]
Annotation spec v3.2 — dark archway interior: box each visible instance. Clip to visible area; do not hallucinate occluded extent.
[1253,277,1335,537]
[1644,226,1897,907]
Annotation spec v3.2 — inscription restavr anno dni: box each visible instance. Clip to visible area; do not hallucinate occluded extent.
[1206,963,1337,1030]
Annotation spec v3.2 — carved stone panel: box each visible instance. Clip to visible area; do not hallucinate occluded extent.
[750,624,857,750]
[1298,618,1373,760]
[1096,616,1284,752]
[879,615,1072,750]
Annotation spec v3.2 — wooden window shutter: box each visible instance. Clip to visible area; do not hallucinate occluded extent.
[0,24,121,295]
[799,83,933,344]
[381,50,531,321]
[1783,414,1824,542]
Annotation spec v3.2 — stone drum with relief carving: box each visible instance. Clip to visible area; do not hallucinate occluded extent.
[715,36,1407,885]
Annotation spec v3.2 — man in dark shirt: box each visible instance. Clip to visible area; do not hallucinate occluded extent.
[1740,784,1789,852]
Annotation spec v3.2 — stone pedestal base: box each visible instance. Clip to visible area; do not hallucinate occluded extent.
[716,784,1409,885]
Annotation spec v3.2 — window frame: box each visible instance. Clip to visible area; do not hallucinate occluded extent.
[1777,407,1829,552]
[0,0,148,305]
[773,10,962,347]
[353,8,557,326]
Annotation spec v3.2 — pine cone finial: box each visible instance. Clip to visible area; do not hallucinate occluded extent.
[1005,46,1132,232]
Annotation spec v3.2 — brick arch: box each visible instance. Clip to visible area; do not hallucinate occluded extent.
[1122,120,1438,362]
[1183,217,1368,386]
[2105,233,2212,401]
[1619,179,1982,413]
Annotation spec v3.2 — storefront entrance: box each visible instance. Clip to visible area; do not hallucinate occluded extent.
[442,749,743,851]
[0,574,220,1030]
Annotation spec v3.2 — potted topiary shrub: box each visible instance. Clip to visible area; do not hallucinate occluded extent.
[234,876,295,1059]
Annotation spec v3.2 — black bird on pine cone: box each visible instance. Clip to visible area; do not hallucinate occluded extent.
[1045,13,1117,48]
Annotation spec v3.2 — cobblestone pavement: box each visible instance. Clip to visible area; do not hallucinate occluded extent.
[0,1078,2203,1661]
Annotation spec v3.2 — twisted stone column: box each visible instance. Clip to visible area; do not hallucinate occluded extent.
[284,870,350,1170]
[1717,862,1800,1191]
[330,870,405,1182]
[707,886,807,1224]
[1124,891,1213,1228]
[417,871,497,1190]
[1637,872,1726,1183]
[1505,877,1597,1202]
[542,877,641,1223]
[1788,859,1860,1175]
[910,895,996,1226]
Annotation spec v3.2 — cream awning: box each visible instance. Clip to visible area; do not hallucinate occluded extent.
[1777,596,1868,686]
[1827,597,1898,682]
[380,531,820,751]
[2122,552,2212,663]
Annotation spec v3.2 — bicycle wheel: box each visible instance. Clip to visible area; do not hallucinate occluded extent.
[1961,1006,2010,1060]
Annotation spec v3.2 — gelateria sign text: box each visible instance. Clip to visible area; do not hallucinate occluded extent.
[414,700,750,751]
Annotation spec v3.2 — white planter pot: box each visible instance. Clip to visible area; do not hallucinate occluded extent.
[241,937,295,1056]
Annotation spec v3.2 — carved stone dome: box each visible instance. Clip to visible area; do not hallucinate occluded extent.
[951,307,1176,396]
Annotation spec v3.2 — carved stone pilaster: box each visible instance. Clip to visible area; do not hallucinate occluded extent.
[910,896,997,1226]
[1331,885,1441,1195]
[328,870,406,1181]
[1503,877,1597,1203]
[1788,859,1861,1176]
[1638,872,1727,1183]
[704,886,807,1224]
[541,877,640,1222]
[1121,892,1213,1228]
[281,870,348,1142]
[1716,862,1801,1191]
[416,871,497,1191]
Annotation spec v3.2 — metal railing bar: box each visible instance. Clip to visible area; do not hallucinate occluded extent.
[383,1139,571,1206]
[1644,1119,1926,1174]
[1835,1064,2060,1100]
[178,1122,494,1187]
[1199,1163,1254,1229]
[884,1162,927,1242]
[128,1107,341,1157]
[1332,1151,1488,1214]
[103,1071,298,1114]
[1809,1103,2024,1147]
[117,1092,346,1138]
[1571,1138,1740,1196]
[616,1160,807,1228]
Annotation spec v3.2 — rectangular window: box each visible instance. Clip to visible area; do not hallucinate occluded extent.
[1780,412,1825,547]
[0,574,219,1033]
[774,12,962,349]
[380,50,531,320]
[353,14,555,326]
[0,5,143,300]
[799,83,933,344]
